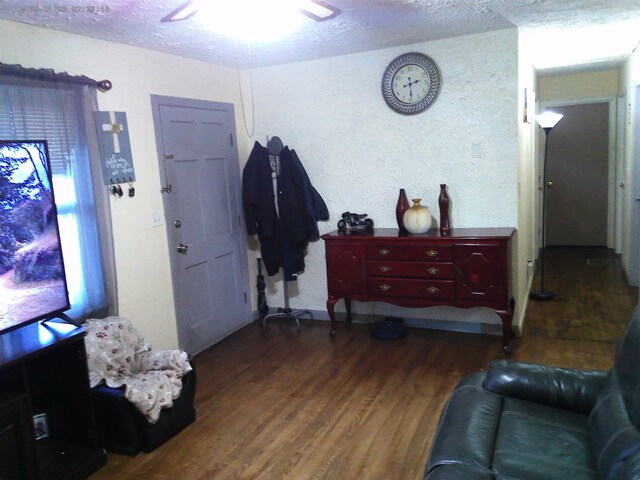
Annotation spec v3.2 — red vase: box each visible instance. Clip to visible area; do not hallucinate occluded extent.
[438,184,451,236]
[396,189,410,233]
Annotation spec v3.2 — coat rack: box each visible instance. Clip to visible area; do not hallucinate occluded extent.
[262,135,312,329]
[262,278,312,329]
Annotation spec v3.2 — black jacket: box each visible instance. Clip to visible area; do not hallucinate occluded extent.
[242,141,328,276]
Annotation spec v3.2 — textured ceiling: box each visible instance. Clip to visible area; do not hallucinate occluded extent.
[1,0,640,71]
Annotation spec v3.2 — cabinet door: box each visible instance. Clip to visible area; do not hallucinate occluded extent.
[325,243,366,296]
[454,243,507,302]
[0,395,38,480]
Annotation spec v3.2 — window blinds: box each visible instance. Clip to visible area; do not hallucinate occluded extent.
[0,83,78,175]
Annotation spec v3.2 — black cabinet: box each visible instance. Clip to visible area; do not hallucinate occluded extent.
[0,322,106,480]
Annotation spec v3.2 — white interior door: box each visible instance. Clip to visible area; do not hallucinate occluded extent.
[151,95,250,355]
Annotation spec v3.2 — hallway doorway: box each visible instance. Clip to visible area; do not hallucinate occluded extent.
[545,102,610,246]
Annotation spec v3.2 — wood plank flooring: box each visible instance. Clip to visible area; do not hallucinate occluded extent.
[89,247,637,480]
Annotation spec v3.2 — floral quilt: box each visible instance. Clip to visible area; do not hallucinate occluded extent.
[84,316,192,424]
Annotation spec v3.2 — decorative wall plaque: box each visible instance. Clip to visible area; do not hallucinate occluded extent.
[95,111,136,185]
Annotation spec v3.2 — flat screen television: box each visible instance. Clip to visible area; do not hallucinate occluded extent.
[0,140,76,334]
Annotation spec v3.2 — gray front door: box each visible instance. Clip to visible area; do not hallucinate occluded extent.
[151,95,250,355]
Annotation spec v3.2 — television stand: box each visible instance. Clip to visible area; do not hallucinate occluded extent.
[0,322,106,479]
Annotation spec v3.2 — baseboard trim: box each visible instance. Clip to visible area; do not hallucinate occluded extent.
[254,308,508,337]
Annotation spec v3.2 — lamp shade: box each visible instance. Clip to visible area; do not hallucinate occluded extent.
[535,111,564,129]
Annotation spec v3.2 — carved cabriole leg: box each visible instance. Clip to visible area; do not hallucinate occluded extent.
[499,298,516,354]
[345,298,352,324]
[500,316,513,354]
[327,297,339,336]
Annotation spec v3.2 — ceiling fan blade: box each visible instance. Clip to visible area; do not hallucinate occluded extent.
[161,0,200,22]
[161,0,340,23]
[298,0,341,22]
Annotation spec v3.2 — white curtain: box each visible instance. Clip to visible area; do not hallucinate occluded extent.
[0,72,117,320]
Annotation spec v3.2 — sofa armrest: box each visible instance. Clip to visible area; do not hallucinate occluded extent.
[483,359,607,414]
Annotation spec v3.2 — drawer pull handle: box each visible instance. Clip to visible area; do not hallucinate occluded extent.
[379,266,391,273]
[379,249,390,256]
[427,267,439,275]
[426,249,438,257]
[379,284,392,291]
[427,286,439,294]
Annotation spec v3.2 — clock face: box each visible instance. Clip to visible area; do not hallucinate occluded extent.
[392,64,430,105]
[382,53,441,115]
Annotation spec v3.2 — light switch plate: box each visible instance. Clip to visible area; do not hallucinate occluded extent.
[151,211,164,227]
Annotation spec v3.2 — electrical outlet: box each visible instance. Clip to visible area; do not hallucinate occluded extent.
[151,211,164,227]
[527,260,534,276]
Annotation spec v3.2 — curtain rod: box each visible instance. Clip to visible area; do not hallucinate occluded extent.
[0,62,112,91]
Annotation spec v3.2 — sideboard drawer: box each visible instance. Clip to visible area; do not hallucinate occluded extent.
[366,245,453,261]
[367,278,455,300]
[366,261,454,279]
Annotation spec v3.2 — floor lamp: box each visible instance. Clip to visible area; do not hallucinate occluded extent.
[530,111,564,301]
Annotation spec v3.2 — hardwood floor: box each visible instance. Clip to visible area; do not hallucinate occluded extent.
[90,247,637,480]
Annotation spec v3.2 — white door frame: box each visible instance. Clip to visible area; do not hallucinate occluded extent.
[628,85,640,287]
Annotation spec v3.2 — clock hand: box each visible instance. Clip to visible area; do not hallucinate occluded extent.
[403,79,421,88]
[405,76,416,100]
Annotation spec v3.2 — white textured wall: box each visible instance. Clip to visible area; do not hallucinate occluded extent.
[538,69,620,102]
[248,29,521,323]
[515,30,537,334]
[0,20,248,349]
[621,48,640,284]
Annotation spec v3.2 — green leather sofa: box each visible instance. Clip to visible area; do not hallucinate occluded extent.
[425,306,640,480]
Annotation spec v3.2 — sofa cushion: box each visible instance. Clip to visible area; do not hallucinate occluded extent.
[426,376,502,473]
[425,306,640,480]
[485,360,606,415]
[589,371,640,480]
[427,376,600,480]
[587,305,640,480]
[493,397,598,480]
[611,305,640,429]
[425,463,495,480]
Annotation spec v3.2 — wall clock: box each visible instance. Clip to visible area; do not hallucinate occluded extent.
[381,52,442,115]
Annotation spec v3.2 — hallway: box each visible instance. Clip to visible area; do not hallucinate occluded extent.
[514,247,638,369]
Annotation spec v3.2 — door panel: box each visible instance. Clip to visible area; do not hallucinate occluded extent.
[151,96,250,355]
[546,103,609,246]
[454,244,506,302]
[326,243,366,295]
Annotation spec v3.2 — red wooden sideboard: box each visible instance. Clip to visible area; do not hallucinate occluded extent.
[321,228,516,352]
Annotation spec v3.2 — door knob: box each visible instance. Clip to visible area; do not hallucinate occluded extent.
[176,243,188,254]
